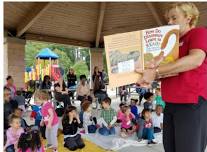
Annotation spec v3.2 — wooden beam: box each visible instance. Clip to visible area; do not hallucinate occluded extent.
[95,2,106,48]
[146,2,164,26]
[16,2,51,37]
[25,33,91,47]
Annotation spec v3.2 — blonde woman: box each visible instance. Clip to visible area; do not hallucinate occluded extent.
[136,3,207,152]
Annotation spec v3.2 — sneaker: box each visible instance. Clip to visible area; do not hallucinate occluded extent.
[137,139,143,142]
[147,140,157,146]
[44,144,53,150]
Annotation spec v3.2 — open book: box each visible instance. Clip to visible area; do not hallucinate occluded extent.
[104,25,179,88]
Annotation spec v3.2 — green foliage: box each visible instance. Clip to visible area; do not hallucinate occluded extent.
[25,41,90,79]
[72,61,90,80]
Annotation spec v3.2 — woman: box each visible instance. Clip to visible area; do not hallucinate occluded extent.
[93,75,107,104]
[136,3,207,152]
[67,68,77,100]
[92,66,103,82]
[5,75,16,99]
[40,75,52,90]
[76,75,92,103]
[54,77,71,109]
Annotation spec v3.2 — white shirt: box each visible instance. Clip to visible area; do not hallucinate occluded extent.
[83,111,93,134]
[152,113,163,128]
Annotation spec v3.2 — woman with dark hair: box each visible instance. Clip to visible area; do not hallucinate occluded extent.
[92,66,103,82]
[62,106,85,151]
[67,68,77,101]
[40,75,52,90]
[5,75,16,99]
[54,77,71,109]
[93,75,107,104]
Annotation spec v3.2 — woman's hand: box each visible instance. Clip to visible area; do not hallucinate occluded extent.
[136,68,156,87]
[40,120,44,127]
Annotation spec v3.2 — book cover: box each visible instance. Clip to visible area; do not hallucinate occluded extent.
[104,25,179,88]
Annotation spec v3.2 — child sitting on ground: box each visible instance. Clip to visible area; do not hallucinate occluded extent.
[120,105,137,138]
[155,88,165,109]
[117,103,126,123]
[13,108,29,130]
[34,90,59,152]
[130,98,139,119]
[152,105,163,133]
[137,109,157,145]
[18,129,45,152]
[62,106,85,151]
[82,100,98,134]
[98,97,117,136]
[143,92,154,111]
[4,114,24,152]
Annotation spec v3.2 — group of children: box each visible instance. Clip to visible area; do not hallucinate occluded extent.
[4,87,165,152]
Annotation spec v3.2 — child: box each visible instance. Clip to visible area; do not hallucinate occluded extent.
[152,105,163,133]
[98,97,117,136]
[18,130,45,152]
[119,86,128,103]
[117,103,126,123]
[34,90,59,152]
[130,99,139,119]
[13,90,26,112]
[82,101,98,134]
[155,88,165,109]
[137,109,157,145]
[13,108,29,130]
[120,105,137,138]
[4,114,24,152]
[62,106,85,151]
[30,105,46,139]
[143,92,154,111]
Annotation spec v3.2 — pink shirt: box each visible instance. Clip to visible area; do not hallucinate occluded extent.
[117,110,124,120]
[5,127,24,148]
[18,146,45,152]
[41,101,59,126]
[120,113,135,129]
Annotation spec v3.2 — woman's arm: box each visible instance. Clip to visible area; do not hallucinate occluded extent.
[137,49,206,84]
[157,49,206,75]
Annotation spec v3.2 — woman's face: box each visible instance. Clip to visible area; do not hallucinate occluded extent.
[166,8,192,35]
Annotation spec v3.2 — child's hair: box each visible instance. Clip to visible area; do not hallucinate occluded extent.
[143,92,154,100]
[156,104,163,110]
[80,74,87,80]
[119,103,126,108]
[156,88,161,92]
[101,97,111,105]
[14,107,23,113]
[18,130,42,152]
[62,106,77,124]
[123,105,130,113]
[141,109,151,119]
[9,114,20,124]
[165,2,199,27]
[16,90,22,96]
[82,100,91,112]
[131,98,138,103]
[34,89,50,101]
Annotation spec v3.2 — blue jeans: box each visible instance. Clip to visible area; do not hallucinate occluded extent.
[99,126,115,136]
[88,125,97,133]
[6,144,15,152]
[142,128,154,141]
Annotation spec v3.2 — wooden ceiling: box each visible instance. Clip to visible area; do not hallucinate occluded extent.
[4,2,207,48]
